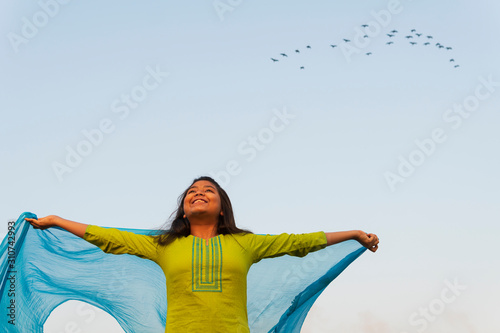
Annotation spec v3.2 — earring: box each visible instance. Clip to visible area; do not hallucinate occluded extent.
[183,214,186,218]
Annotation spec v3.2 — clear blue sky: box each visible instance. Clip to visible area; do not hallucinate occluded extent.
[1,0,499,332]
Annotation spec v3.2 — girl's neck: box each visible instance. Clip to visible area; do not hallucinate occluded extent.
[190,223,218,242]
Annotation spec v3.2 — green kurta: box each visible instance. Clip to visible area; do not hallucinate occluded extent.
[83,225,327,332]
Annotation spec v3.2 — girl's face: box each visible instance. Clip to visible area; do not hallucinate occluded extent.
[183,180,222,222]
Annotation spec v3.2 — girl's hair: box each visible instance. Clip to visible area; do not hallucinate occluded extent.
[155,176,251,246]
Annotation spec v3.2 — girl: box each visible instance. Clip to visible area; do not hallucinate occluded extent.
[26,176,379,332]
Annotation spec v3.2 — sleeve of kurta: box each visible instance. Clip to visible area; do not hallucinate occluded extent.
[83,225,159,261]
[246,232,328,263]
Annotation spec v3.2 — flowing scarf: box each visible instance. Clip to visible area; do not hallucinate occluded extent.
[0,212,366,332]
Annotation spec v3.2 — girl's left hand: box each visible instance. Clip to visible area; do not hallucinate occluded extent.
[357,232,379,252]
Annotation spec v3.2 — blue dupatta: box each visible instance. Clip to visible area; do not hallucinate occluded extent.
[0,212,366,332]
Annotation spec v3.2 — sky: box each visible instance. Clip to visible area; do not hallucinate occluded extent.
[1,0,499,332]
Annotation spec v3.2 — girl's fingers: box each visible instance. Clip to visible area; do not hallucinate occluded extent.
[25,218,40,228]
[363,233,379,252]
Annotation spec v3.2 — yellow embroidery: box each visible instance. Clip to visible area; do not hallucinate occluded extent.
[192,236,222,292]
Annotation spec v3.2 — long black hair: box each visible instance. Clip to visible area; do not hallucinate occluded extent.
[155,176,252,246]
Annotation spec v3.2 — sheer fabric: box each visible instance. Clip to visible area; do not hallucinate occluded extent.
[0,212,366,332]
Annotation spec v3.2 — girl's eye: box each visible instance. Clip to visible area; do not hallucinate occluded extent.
[206,189,213,193]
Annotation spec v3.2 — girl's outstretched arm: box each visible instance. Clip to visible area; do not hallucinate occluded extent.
[325,230,379,252]
[25,215,88,238]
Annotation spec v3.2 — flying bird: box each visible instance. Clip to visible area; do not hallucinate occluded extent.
[267,27,458,72]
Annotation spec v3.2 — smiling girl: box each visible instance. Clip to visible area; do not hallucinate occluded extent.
[25,176,379,332]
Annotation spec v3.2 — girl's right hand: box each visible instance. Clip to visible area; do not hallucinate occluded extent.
[25,215,62,230]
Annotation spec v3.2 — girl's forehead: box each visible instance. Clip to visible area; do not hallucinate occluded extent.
[189,180,217,189]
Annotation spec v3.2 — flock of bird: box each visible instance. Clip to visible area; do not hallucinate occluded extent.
[270,27,460,70]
